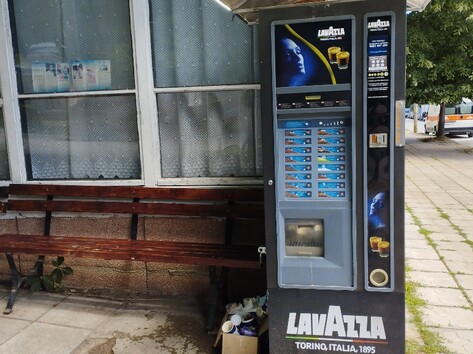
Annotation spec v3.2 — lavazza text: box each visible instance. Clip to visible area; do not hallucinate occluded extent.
[286,305,387,353]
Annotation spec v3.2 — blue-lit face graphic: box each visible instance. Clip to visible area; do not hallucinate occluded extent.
[280,38,306,76]
[369,192,385,216]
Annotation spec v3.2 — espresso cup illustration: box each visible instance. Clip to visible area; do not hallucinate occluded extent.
[336,51,350,69]
[327,46,341,64]
[369,236,382,252]
[378,241,390,257]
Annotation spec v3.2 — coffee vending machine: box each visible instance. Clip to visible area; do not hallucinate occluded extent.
[260,1,407,353]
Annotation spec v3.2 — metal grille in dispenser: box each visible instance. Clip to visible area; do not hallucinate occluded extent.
[285,220,324,257]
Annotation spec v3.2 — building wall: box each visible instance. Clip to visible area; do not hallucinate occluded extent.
[0,216,266,300]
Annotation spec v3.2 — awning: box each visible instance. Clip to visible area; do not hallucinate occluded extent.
[215,0,432,24]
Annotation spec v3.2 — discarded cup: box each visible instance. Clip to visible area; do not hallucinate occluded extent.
[230,314,242,327]
[239,325,257,337]
[241,314,255,327]
[222,320,237,334]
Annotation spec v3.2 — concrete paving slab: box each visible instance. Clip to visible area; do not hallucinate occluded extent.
[457,274,473,290]
[0,317,30,345]
[421,224,456,234]
[416,287,470,307]
[39,295,122,329]
[430,327,473,354]
[446,261,473,275]
[435,240,467,251]
[0,290,67,321]
[465,290,473,302]
[423,305,473,330]
[405,238,432,249]
[405,247,439,260]
[407,270,457,288]
[79,298,214,354]
[405,231,427,241]
[0,322,90,354]
[439,250,473,263]
[428,232,465,243]
[407,259,449,273]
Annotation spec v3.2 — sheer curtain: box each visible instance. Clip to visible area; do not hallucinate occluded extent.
[10,0,140,180]
[150,0,261,178]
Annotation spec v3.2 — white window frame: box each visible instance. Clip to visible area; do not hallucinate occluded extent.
[0,0,262,187]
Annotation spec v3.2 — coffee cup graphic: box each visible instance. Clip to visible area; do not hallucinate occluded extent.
[378,241,390,257]
[336,51,350,69]
[369,236,382,252]
[327,46,341,64]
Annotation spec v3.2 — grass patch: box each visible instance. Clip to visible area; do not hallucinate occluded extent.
[419,136,447,143]
[405,278,451,354]
[405,206,451,353]
[437,207,471,250]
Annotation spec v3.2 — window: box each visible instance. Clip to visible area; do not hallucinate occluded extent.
[9,0,140,180]
[150,0,262,180]
[3,0,262,184]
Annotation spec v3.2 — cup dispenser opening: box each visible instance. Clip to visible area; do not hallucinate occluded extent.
[285,219,324,257]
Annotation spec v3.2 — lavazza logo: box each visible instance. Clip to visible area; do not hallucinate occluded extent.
[286,305,388,352]
[317,26,345,39]
[368,19,390,29]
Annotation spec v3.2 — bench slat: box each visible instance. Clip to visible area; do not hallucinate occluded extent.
[7,199,264,219]
[0,234,261,269]
[8,184,264,202]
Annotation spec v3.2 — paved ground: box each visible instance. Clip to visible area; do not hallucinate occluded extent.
[404,128,473,353]
[0,126,472,353]
[0,288,216,354]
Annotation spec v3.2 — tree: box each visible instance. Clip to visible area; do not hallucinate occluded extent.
[406,0,473,137]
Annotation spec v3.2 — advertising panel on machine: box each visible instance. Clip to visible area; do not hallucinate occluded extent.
[273,17,353,110]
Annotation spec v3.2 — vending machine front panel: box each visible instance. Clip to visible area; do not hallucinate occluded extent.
[272,16,356,289]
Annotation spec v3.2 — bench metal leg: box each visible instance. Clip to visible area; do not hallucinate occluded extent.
[3,254,45,314]
[3,253,26,315]
[205,265,231,333]
[206,266,219,332]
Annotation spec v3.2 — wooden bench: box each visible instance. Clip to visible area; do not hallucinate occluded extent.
[0,184,266,330]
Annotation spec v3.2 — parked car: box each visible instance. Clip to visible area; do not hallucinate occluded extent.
[425,104,473,137]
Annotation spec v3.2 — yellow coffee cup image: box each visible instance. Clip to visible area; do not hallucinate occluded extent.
[336,51,350,69]
[327,46,341,64]
[378,241,390,258]
[369,236,382,252]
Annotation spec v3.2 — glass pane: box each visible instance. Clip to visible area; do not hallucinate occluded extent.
[9,0,134,94]
[150,0,259,87]
[0,109,10,180]
[157,90,261,178]
[21,96,141,180]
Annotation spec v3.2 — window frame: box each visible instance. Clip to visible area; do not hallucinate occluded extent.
[0,0,262,187]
